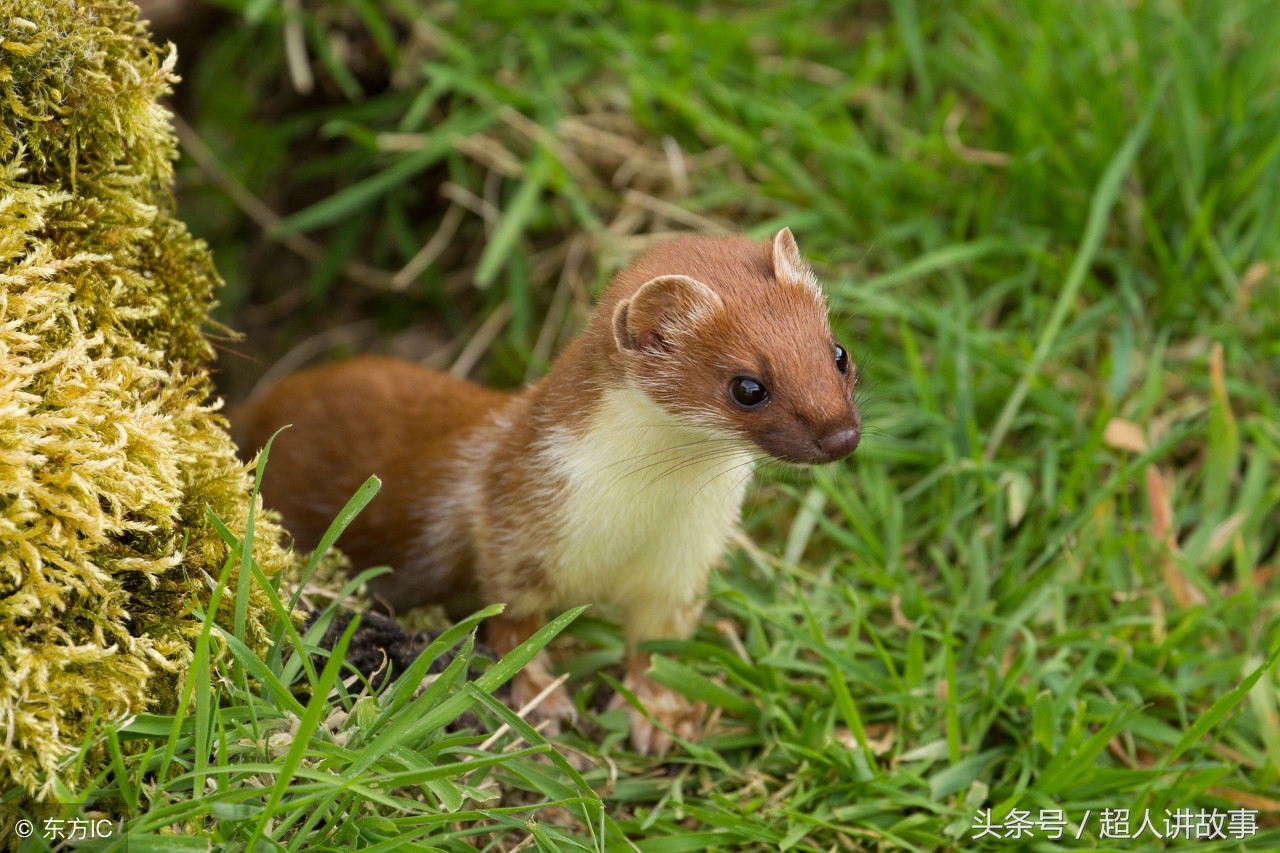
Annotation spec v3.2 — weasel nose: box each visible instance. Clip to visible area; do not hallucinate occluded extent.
[819,427,861,460]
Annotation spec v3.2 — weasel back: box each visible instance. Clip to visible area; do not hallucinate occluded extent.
[230,355,510,609]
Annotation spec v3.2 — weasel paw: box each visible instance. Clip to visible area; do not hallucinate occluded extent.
[610,676,704,757]
[512,668,577,737]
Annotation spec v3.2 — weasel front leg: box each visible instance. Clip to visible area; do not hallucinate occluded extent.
[487,613,578,734]
[610,597,708,756]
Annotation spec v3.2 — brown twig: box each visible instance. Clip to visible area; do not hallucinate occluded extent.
[173,112,399,290]
[944,103,1012,167]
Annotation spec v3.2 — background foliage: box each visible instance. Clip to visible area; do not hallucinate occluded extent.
[14,0,1278,849]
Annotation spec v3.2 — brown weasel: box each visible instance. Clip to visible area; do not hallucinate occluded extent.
[231,228,861,755]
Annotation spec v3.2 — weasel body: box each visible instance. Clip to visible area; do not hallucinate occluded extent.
[232,228,861,754]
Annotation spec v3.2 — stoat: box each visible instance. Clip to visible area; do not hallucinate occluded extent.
[231,228,862,755]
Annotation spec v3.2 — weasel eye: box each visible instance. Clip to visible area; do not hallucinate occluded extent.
[730,377,769,409]
[834,343,850,375]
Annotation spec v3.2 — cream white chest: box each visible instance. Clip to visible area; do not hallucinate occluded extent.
[539,384,754,612]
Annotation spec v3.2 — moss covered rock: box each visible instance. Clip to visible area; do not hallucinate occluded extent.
[0,0,290,798]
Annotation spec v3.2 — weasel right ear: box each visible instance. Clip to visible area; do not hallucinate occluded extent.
[612,274,724,354]
[772,227,822,299]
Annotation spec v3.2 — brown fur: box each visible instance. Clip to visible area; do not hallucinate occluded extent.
[231,229,861,754]
[230,358,508,611]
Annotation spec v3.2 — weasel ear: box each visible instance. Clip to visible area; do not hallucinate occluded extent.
[772,227,814,287]
[613,274,724,354]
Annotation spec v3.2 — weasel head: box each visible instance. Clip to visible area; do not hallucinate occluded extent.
[609,228,861,466]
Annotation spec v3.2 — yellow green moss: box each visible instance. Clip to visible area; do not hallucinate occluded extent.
[0,1,290,799]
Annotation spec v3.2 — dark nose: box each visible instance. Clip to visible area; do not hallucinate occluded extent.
[819,427,861,460]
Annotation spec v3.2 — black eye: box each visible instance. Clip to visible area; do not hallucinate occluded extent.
[730,377,769,409]
[834,343,850,375]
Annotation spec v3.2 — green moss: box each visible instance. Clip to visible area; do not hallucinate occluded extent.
[0,1,291,799]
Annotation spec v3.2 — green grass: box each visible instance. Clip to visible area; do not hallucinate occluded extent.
[14,0,1279,850]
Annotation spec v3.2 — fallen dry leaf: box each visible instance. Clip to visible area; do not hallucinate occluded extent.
[1107,736,1138,769]
[834,724,896,756]
[1149,592,1166,645]
[1205,512,1247,576]
[1236,261,1272,321]
[1146,466,1207,608]
[1104,417,1149,453]
[890,593,911,630]
[1208,787,1280,812]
